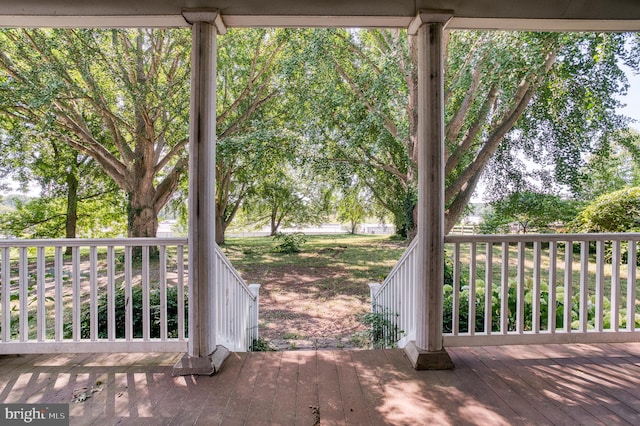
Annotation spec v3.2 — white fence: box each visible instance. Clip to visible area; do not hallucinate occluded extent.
[371,233,640,348]
[369,238,417,348]
[0,238,259,354]
[213,244,260,352]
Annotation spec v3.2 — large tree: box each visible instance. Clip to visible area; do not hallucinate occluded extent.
[214,28,299,243]
[0,120,123,240]
[574,128,640,201]
[293,29,637,237]
[0,28,191,238]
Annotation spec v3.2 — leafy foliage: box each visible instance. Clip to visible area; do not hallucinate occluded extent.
[336,185,372,234]
[273,232,307,254]
[73,284,188,339]
[250,337,276,351]
[576,129,640,201]
[287,29,636,237]
[356,307,404,349]
[0,28,191,238]
[480,191,579,234]
[572,186,640,233]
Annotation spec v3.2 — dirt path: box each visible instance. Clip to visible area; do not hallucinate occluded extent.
[239,264,372,350]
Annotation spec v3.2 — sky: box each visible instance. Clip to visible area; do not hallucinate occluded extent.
[619,64,640,130]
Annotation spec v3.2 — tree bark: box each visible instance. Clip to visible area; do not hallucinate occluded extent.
[64,167,79,255]
[216,214,227,245]
[128,190,158,238]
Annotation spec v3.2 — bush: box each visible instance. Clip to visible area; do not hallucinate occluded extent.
[442,279,564,333]
[356,307,404,349]
[72,284,188,339]
[273,232,307,253]
[251,336,275,351]
[572,186,640,233]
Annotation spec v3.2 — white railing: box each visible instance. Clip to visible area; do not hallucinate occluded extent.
[371,233,640,348]
[369,238,417,348]
[213,245,260,352]
[444,233,640,346]
[0,238,260,354]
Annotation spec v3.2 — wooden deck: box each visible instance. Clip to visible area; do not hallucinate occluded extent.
[2,343,640,425]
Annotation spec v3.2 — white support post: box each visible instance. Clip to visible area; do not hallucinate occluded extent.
[174,9,228,376]
[404,10,455,370]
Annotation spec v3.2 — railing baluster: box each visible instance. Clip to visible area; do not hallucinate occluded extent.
[453,242,460,335]
[54,246,63,341]
[37,246,45,342]
[72,246,80,341]
[595,240,604,332]
[579,241,589,332]
[516,241,525,334]
[159,245,167,341]
[627,241,637,332]
[19,247,28,342]
[107,245,115,341]
[177,245,185,340]
[125,246,133,341]
[564,241,573,332]
[548,241,557,333]
[611,240,621,332]
[500,242,509,334]
[1,247,10,342]
[533,241,541,334]
[90,245,98,341]
[142,245,150,341]
[485,242,493,335]
[469,242,476,335]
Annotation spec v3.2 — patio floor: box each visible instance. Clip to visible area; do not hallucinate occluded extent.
[1,343,640,425]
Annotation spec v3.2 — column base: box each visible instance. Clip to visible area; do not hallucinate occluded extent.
[172,345,230,376]
[404,341,455,370]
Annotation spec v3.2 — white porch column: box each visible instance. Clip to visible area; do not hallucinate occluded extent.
[173,10,228,376]
[405,10,455,370]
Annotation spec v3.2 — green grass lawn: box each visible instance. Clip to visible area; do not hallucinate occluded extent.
[221,233,407,285]
[219,233,407,349]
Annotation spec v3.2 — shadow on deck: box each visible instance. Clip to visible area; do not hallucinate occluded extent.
[2,343,640,425]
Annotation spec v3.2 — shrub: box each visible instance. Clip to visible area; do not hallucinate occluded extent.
[572,186,640,233]
[72,284,188,339]
[273,232,307,253]
[251,336,275,351]
[356,307,404,349]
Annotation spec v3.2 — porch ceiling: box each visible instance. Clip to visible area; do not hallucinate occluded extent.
[3,0,640,31]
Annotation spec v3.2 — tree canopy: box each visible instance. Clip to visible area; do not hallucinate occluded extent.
[289,29,637,237]
[572,186,640,233]
[0,28,638,240]
[0,28,191,238]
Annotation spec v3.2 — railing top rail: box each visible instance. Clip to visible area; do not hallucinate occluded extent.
[0,237,188,248]
[445,232,640,244]
[215,244,257,301]
[373,237,417,299]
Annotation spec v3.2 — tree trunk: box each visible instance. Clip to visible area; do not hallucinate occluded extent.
[270,206,280,236]
[128,190,158,238]
[64,169,79,255]
[215,214,227,245]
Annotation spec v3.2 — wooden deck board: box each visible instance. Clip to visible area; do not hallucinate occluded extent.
[2,343,640,425]
[244,351,282,425]
[334,351,373,425]
[268,350,299,425]
[484,345,600,425]
[526,344,639,425]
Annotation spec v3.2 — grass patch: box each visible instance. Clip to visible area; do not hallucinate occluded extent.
[221,234,406,285]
